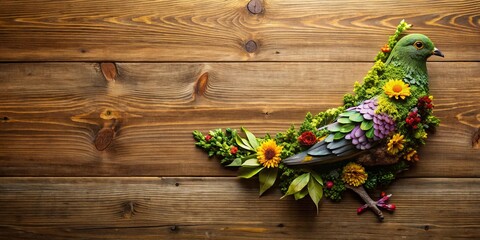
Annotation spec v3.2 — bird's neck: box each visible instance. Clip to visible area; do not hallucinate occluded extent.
[387,54,429,90]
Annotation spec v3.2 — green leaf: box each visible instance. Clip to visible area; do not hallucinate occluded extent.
[259,167,278,196]
[360,120,374,131]
[281,173,310,199]
[333,132,347,140]
[294,188,309,200]
[337,117,351,124]
[308,178,324,214]
[309,170,323,186]
[227,158,242,167]
[327,123,341,132]
[235,135,253,151]
[242,158,261,167]
[238,166,264,179]
[340,124,355,133]
[339,111,354,117]
[242,127,259,150]
[349,112,364,122]
[366,127,375,139]
[324,134,335,143]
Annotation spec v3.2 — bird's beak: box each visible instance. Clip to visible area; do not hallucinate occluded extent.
[432,48,444,57]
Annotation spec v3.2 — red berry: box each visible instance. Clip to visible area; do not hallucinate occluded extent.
[357,207,366,214]
[326,181,334,189]
[387,204,396,211]
[230,146,238,155]
[205,135,212,141]
[381,192,386,197]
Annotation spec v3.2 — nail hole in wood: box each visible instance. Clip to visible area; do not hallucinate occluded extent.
[277,223,284,228]
[3,116,9,121]
[247,0,263,14]
[175,182,180,187]
[424,225,430,231]
[80,49,87,53]
[245,40,257,53]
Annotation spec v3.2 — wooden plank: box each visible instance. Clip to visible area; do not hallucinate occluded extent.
[0,62,479,177]
[0,0,478,62]
[0,177,478,239]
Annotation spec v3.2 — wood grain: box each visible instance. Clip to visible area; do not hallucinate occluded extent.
[0,177,478,239]
[0,62,478,177]
[0,0,478,62]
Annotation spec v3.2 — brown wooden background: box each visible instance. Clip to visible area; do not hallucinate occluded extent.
[1,0,479,239]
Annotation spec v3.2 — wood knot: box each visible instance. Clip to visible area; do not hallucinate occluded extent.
[170,225,179,232]
[100,62,117,82]
[247,0,263,14]
[94,120,117,151]
[121,201,137,219]
[194,72,209,98]
[472,128,480,149]
[245,40,257,53]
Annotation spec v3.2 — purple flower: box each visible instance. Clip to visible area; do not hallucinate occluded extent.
[373,113,395,140]
[345,126,372,150]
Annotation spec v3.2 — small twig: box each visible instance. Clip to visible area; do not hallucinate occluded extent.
[345,184,384,221]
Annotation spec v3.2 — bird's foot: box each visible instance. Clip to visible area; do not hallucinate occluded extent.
[345,185,395,221]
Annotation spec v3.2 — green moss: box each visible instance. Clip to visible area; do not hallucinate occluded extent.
[375,19,412,62]
[364,161,409,190]
[278,164,306,194]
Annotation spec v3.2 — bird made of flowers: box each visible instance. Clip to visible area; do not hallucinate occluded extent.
[193,20,442,221]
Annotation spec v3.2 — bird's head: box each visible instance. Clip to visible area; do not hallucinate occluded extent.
[390,33,444,62]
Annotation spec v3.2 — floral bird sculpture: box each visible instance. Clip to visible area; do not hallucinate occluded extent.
[193,21,441,221]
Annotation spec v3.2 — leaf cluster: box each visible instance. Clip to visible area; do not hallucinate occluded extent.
[193,128,242,165]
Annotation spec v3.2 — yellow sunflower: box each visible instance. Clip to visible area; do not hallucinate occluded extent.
[387,133,406,155]
[257,139,283,168]
[342,162,368,187]
[383,80,411,100]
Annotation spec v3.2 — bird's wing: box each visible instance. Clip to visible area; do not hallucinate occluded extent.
[282,98,396,166]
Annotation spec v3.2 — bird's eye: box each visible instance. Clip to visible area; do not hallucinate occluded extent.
[414,41,424,50]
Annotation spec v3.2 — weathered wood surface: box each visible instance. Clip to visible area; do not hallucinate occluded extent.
[0,177,478,240]
[0,62,479,177]
[1,0,479,239]
[0,0,479,62]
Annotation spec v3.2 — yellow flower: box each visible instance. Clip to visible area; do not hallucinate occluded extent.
[342,162,368,187]
[383,80,411,100]
[387,133,406,155]
[256,139,283,168]
[404,149,419,162]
